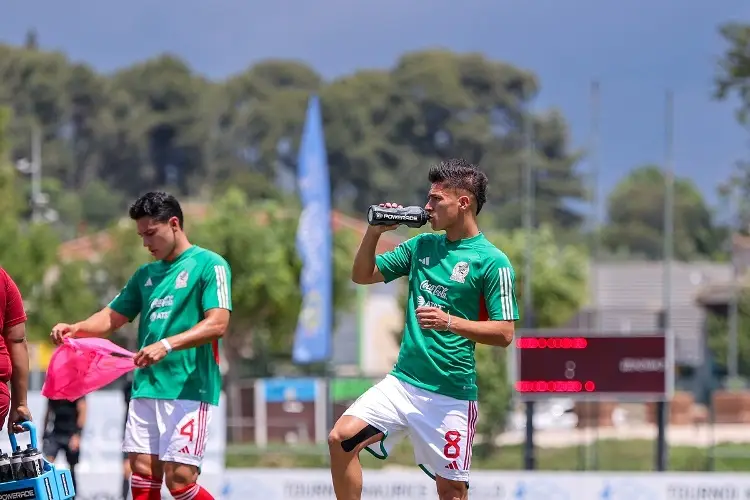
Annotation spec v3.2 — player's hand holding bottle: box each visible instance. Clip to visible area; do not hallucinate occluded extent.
[366,202,403,234]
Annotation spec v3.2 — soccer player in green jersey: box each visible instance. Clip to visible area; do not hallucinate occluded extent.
[50,192,232,500]
[328,159,518,500]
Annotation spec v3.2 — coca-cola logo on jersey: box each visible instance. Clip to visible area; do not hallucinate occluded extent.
[150,295,174,309]
[420,280,448,300]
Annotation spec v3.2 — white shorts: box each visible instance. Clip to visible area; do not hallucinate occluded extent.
[343,374,478,483]
[122,398,213,467]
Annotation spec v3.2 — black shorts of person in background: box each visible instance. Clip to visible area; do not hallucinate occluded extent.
[42,397,86,492]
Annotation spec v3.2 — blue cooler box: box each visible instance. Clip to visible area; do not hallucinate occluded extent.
[0,421,75,500]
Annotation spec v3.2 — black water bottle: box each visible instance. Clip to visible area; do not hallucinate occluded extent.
[367,205,430,228]
[0,451,11,483]
[10,446,23,480]
[21,444,43,478]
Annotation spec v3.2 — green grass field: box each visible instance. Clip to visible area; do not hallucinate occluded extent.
[226,440,750,471]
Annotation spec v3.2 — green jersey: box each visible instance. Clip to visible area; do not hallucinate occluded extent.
[376,232,518,401]
[109,245,232,406]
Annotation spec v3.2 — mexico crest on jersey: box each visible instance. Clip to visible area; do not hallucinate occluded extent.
[450,262,469,283]
[175,270,189,289]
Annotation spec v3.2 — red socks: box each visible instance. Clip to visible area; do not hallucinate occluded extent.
[131,472,214,500]
[170,483,215,500]
[131,474,162,500]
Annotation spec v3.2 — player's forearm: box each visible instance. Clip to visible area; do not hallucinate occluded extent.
[168,317,226,351]
[351,230,381,284]
[8,338,29,407]
[449,318,514,347]
[76,401,87,431]
[76,413,86,431]
[73,309,119,337]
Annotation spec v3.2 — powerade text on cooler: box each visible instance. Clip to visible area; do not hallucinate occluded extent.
[0,422,74,500]
[367,205,431,228]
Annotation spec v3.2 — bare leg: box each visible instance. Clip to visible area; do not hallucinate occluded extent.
[163,462,199,491]
[328,416,384,500]
[436,476,468,500]
[129,453,164,499]
[164,461,214,499]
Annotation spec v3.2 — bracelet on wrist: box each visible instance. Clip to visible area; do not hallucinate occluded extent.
[161,338,173,353]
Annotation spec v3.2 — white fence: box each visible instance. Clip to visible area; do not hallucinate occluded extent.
[67,469,750,499]
[215,469,750,500]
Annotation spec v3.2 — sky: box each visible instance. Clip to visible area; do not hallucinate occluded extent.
[1,0,749,216]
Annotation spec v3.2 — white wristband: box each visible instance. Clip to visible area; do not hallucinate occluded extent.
[447,312,452,331]
[161,338,173,353]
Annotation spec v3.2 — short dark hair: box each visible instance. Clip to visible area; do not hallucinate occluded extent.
[428,158,488,215]
[128,191,184,228]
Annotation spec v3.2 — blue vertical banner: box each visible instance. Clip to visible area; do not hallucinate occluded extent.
[292,95,333,364]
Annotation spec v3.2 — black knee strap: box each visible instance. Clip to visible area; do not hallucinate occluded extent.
[341,424,381,452]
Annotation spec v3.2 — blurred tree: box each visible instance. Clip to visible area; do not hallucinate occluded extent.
[0,107,97,340]
[602,166,726,261]
[715,22,750,126]
[108,55,209,195]
[715,22,750,231]
[78,180,127,229]
[321,50,585,229]
[90,220,152,299]
[214,60,323,189]
[0,43,585,233]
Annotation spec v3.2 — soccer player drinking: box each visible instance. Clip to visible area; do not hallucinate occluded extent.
[50,192,232,500]
[329,159,518,500]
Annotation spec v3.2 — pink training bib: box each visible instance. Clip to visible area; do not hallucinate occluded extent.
[42,337,136,401]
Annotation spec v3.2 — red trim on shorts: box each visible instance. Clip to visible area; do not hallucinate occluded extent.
[194,402,209,457]
[211,339,220,365]
[463,400,478,470]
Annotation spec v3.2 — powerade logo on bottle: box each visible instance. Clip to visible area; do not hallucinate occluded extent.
[383,213,419,221]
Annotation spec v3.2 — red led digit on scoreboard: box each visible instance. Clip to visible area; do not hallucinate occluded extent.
[515,337,588,349]
[514,380,596,393]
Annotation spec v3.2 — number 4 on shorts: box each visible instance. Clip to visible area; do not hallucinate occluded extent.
[180,419,195,442]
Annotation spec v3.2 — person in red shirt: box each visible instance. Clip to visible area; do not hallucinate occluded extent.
[0,267,32,434]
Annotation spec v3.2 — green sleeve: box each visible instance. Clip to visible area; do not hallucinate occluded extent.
[201,254,233,312]
[375,235,421,283]
[108,269,143,322]
[483,255,519,321]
